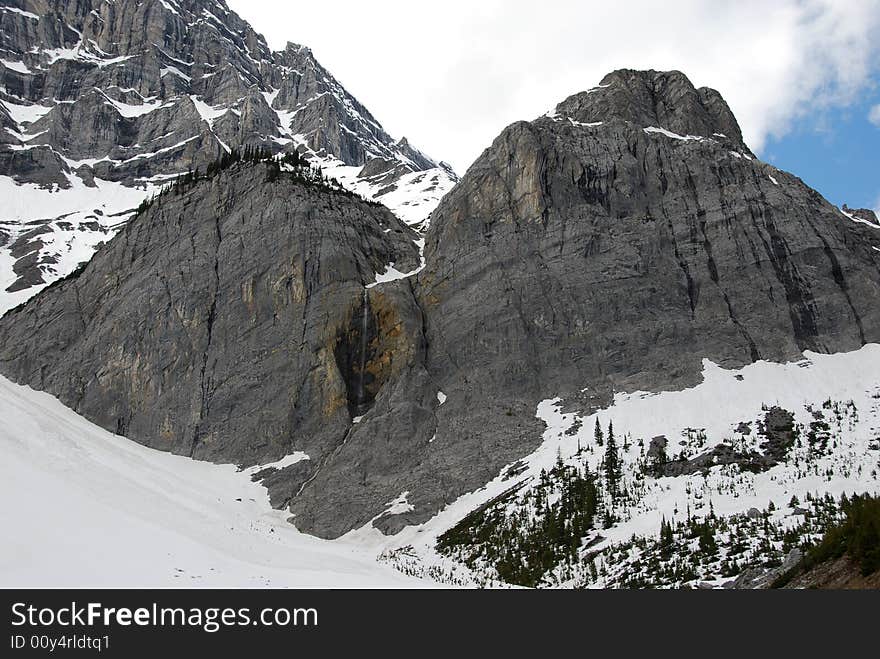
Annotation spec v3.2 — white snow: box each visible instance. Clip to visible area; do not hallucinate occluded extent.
[94,54,134,69]
[366,238,427,288]
[0,5,40,19]
[769,175,780,186]
[643,126,703,141]
[0,173,152,225]
[123,136,199,163]
[1,99,53,125]
[362,168,456,227]
[160,65,191,82]
[383,492,415,516]
[366,264,414,288]
[0,376,421,588]
[437,392,448,406]
[40,45,132,68]
[0,174,159,314]
[98,90,166,118]
[544,111,603,129]
[567,118,603,128]
[261,88,280,107]
[264,93,455,227]
[1,59,32,74]
[841,207,880,229]
[189,95,228,126]
[158,0,181,17]
[245,452,310,473]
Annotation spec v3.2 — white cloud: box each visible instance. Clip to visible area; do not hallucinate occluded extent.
[227,0,880,173]
[870,104,880,127]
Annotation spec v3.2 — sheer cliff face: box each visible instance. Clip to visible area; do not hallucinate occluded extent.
[0,163,423,480]
[2,68,879,540]
[0,0,456,310]
[421,69,879,398]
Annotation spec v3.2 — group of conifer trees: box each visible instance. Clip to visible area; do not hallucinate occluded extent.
[134,145,377,216]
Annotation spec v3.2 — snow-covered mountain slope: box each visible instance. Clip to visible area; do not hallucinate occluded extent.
[0,374,423,588]
[349,344,880,588]
[0,0,457,314]
[3,344,878,588]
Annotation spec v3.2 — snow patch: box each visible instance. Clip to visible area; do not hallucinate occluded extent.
[246,452,310,473]
[366,239,426,288]
[160,65,191,82]
[1,59,32,74]
[644,126,703,141]
[98,90,166,118]
[384,492,415,516]
[189,95,228,126]
[0,5,39,19]
[841,207,880,229]
[1,99,53,124]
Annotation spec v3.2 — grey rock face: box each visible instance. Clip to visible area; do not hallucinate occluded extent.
[0,0,456,308]
[1,0,440,178]
[2,68,879,540]
[0,163,422,502]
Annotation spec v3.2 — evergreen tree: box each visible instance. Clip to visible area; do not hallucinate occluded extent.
[604,421,620,497]
[698,522,718,557]
[594,418,604,447]
[659,517,674,561]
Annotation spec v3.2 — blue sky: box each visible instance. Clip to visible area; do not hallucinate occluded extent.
[762,83,880,214]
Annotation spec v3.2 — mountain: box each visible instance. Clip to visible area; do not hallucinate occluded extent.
[0,0,456,312]
[291,68,880,539]
[2,53,879,585]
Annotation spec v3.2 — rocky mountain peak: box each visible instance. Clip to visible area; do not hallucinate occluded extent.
[0,0,457,312]
[553,68,751,154]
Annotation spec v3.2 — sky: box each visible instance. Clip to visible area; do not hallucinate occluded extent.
[226,0,880,214]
